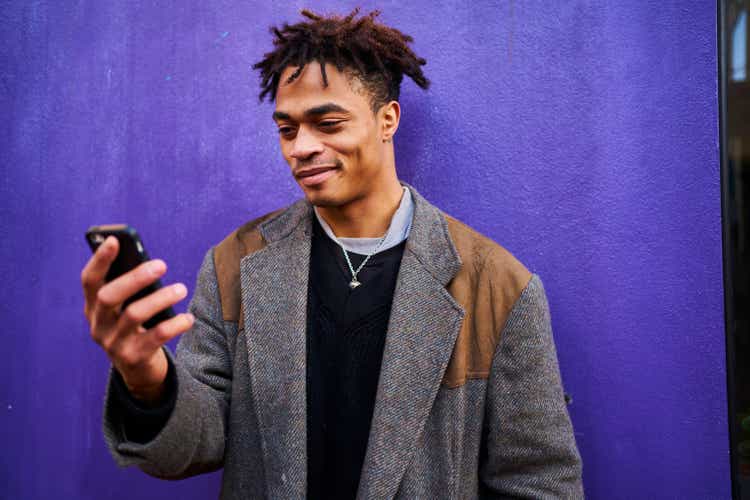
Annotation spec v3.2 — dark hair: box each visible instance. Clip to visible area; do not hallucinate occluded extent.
[252,8,429,111]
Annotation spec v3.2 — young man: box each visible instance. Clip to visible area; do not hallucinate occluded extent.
[81,9,583,499]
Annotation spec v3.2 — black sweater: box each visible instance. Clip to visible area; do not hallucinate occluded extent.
[306,215,405,499]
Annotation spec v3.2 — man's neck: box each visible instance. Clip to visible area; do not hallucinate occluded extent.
[316,181,405,238]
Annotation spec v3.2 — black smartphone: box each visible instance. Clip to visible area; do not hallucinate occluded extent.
[85,225,175,329]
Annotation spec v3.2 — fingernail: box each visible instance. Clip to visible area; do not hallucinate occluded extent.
[186,313,195,323]
[148,260,166,275]
[100,236,115,253]
[173,283,187,297]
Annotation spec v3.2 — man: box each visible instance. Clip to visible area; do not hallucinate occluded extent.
[81,9,583,499]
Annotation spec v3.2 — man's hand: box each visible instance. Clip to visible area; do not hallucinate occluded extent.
[81,236,195,403]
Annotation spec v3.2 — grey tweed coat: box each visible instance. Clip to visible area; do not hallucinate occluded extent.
[103,184,583,499]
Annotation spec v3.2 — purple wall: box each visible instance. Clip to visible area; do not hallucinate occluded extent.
[0,1,726,498]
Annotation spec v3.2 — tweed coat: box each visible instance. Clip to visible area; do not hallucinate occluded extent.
[102,184,583,499]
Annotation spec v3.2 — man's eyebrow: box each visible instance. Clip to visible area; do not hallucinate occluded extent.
[272,103,350,122]
[305,103,350,117]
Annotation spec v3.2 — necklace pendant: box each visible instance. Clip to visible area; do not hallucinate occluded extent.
[349,279,361,289]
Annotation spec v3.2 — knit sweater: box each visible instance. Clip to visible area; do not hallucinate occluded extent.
[306,213,405,499]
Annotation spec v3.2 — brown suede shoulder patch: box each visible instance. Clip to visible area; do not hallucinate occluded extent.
[213,208,285,326]
[442,215,532,388]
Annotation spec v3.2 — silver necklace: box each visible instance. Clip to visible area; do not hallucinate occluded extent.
[336,236,387,289]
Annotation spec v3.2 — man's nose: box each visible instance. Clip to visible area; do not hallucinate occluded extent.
[289,127,324,160]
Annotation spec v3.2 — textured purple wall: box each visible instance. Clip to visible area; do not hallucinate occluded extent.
[0,1,726,498]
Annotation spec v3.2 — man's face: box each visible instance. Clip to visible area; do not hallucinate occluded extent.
[273,62,387,208]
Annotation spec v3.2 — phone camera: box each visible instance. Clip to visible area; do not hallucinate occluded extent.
[93,234,105,244]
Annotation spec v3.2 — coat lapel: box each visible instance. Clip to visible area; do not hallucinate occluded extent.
[240,199,312,499]
[237,187,465,499]
[357,186,465,499]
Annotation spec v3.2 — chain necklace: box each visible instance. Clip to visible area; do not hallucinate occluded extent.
[319,185,408,289]
[336,236,387,289]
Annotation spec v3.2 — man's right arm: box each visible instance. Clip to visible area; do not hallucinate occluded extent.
[101,248,233,478]
[83,244,234,479]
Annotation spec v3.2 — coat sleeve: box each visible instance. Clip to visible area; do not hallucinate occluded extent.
[479,274,583,499]
[101,247,233,479]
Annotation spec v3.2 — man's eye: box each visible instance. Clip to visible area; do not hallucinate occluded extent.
[318,121,341,129]
[278,127,295,136]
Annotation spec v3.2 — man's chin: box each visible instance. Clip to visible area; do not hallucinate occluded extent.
[307,196,342,208]
[299,186,341,208]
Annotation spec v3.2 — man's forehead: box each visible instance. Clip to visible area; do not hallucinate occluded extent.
[273,63,369,119]
[277,62,335,96]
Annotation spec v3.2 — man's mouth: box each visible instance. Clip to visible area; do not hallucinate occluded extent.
[295,165,339,187]
[295,165,337,177]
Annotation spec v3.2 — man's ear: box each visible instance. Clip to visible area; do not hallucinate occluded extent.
[379,100,401,143]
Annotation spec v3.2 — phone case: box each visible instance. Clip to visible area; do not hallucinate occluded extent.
[85,225,175,329]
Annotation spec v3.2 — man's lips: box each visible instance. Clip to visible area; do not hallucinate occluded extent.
[295,165,339,187]
[295,165,337,178]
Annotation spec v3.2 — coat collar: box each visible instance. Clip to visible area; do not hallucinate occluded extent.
[242,183,465,498]
[258,182,463,285]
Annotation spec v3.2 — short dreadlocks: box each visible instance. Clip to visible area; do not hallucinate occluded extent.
[253,8,429,111]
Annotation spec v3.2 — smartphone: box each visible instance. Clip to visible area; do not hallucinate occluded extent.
[85,225,175,329]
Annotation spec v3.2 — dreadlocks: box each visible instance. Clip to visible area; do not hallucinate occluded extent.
[252,8,429,111]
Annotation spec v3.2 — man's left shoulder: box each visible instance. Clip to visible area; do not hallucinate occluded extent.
[439,212,537,388]
[441,212,532,297]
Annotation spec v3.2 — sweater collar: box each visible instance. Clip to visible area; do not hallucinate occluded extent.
[312,186,413,255]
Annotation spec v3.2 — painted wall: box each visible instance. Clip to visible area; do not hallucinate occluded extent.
[0,1,726,498]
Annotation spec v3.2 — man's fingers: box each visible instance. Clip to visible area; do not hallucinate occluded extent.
[96,259,167,310]
[119,283,189,329]
[108,313,193,382]
[81,236,119,310]
[142,313,195,350]
[101,310,193,374]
